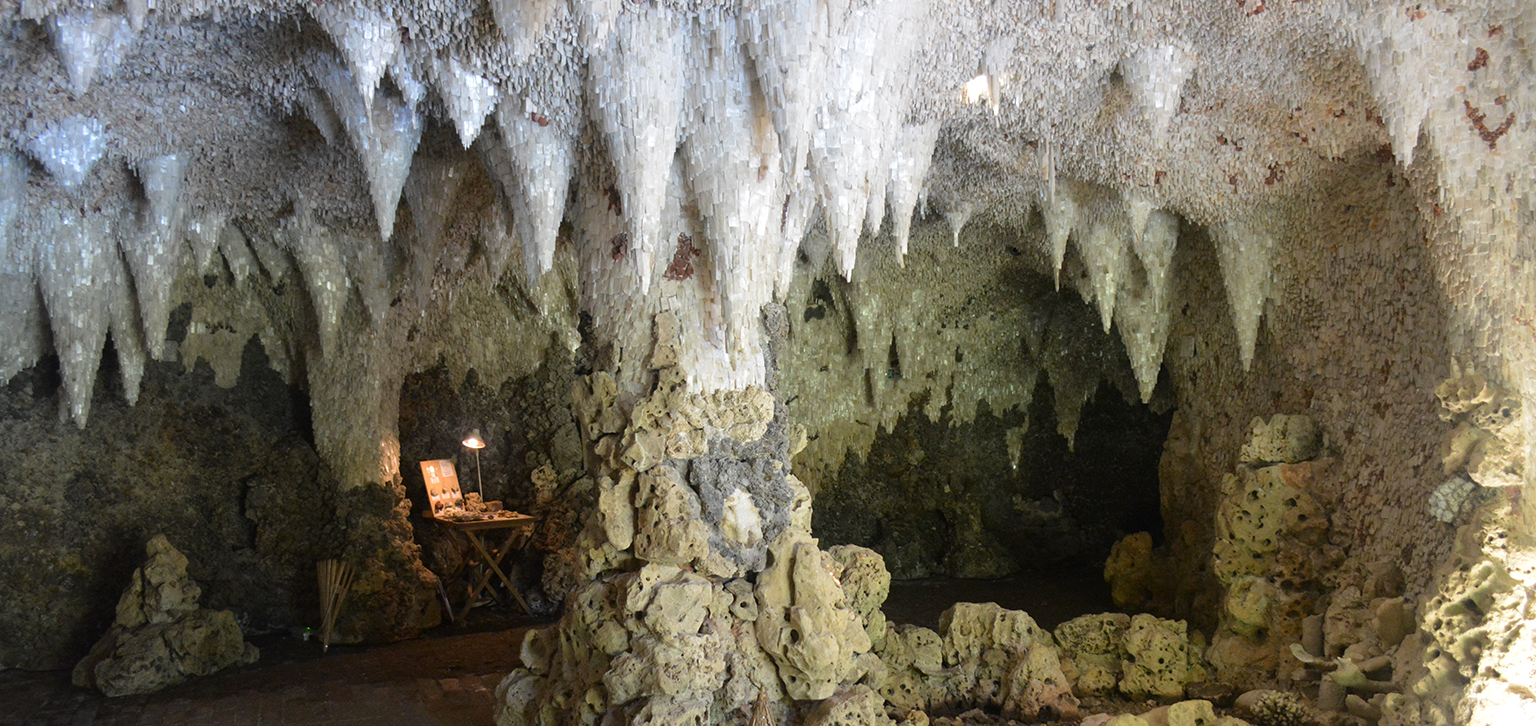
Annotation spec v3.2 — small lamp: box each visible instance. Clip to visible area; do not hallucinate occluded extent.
[462,429,485,498]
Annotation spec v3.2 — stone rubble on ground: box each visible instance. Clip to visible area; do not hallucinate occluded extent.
[72,534,258,697]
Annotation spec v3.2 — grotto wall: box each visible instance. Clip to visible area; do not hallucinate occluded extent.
[0,334,330,670]
[1154,150,1455,632]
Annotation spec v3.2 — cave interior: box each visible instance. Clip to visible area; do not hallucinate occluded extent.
[1,0,1535,725]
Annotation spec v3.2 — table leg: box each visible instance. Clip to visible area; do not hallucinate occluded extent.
[465,527,533,617]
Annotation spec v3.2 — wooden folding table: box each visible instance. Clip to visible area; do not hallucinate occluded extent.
[420,459,539,623]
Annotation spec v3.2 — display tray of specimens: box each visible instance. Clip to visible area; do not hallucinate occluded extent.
[419,459,526,522]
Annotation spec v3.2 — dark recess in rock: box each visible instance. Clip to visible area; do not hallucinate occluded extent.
[812,376,1172,581]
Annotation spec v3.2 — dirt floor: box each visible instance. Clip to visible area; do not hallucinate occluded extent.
[2,572,1116,726]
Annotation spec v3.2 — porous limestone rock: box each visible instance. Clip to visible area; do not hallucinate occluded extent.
[1120,613,1199,701]
[1207,417,1335,687]
[1435,371,1524,488]
[829,544,892,645]
[755,535,872,700]
[72,535,258,696]
[1387,496,1536,726]
[802,684,895,726]
[1105,716,1151,726]
[632,466,710,566]
[1166,699,1217,726]
[876,602,1078,719]
[1106,531,1162,611]
[1054,613,1132,696]
[501,329,892,724]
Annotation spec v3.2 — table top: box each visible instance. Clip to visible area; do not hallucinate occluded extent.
[423,512,538,531]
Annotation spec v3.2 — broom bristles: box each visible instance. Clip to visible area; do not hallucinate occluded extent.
[317,558,356,651]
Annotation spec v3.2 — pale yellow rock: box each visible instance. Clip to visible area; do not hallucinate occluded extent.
[803,684,895,726]
[754,536,870,700]
[1224,576,1275,638]
[938,602,1046,665]
[1120,614,1192,700]
[878,624,944,675]
[1002,645,1081,721]
[597,473,636,550]
[828,545,891,628]
[1166,699,1216,726]
[632,468,709,566]
[520,627,553,675]
[1105,532,1155,609]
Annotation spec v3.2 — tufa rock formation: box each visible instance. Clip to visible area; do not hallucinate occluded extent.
[72,535,258,697]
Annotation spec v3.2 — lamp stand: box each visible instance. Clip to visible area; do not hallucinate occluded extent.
[474,447,483,498]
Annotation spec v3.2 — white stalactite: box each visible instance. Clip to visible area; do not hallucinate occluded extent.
[389,49,427,109]
[24,116,107,188]
[47,10,138,97]
[123,154,189,356]
[1040,181,1078,289]
[309,3,399,115]
[183,212,227,276]
[491,0,564,59]
[432,56,499,148]
[106,235,147,406]
[492,98,576,288]
[741,0,829,181]
[34,207,113,427]
[314,54,423,241]
[218,223,258,285]
[572,0,621,53]
[1352,5,1460,167]
[0,152,43,387]
[1120,44,1194,138]
[887,121,941,265]
[945,201,973,248]
[1076,208,1130,333]
[680,9,784,383]
[282,214,351,358]
[1212,212,1279,371]
[1116,208,1178,402]
[587,5,686,295]
[807,1,924,282]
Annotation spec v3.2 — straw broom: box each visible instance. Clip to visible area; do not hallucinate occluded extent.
[317,558,356,653]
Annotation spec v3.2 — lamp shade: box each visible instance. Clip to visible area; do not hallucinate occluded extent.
[462,429,486,449]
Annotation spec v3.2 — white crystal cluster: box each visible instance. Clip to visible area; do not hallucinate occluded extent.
[1428,476,1478,524]
[1031,180,1186,402]
[310,54,423,241]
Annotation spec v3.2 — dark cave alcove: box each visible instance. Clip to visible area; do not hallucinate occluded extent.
[811,372,1174,629]
[395,354,585,617]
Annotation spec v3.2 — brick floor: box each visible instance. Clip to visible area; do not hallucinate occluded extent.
[0,627,536,726]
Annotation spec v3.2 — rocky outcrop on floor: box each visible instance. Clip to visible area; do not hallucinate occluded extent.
[72,535,258,697]
[875,602,1081,721]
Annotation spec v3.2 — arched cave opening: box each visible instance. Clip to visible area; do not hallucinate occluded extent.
[812,370,1174,631]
